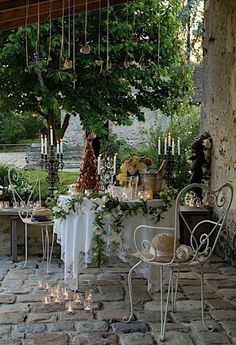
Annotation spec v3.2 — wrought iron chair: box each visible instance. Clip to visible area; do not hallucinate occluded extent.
[126,182,233,341]
[8,165,55,273]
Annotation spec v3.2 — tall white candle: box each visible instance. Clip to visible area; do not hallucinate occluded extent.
[97,154,101,174]
[50,126,53,146]
[44,135,47,155]
[164,138,167,155]
[168,132,171,147]
[177,138,180,155]
[158,137,161,155]
[56,140,60,154]
[113,154,117,175]
[172,138,175,155]
[41,135,44,154]
[60,139,63,154]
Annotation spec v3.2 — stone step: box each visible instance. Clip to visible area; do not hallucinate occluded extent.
[25,145,83,170]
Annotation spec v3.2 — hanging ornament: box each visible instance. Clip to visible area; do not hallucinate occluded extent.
[95,0,104,71]
[60,0,73,69]
[80,0,91,54]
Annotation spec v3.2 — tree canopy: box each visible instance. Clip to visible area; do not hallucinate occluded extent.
[0,0,193,141]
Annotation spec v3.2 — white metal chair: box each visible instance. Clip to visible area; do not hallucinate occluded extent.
[8,164,55,273]
[126,182,233,341]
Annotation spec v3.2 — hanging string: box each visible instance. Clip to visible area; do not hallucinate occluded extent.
[47,0,52,63]
[106,0,110,70]
[157,2,161,65]
[72,0,76,88]
[60,0,65,64]
[68,0,71,58]
[36,0,40,56]
[25,0,29,69]
[98,0,101,59]
[84,0,88,46]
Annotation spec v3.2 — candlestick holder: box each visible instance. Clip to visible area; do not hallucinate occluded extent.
[157,146,180,186]
[40,145,64,198]
[98,153,116,192]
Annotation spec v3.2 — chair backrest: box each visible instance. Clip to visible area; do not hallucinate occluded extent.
[8,164,42,221]
[176,182,233,261]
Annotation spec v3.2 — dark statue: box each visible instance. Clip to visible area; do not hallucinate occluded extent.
[189,133,213,184]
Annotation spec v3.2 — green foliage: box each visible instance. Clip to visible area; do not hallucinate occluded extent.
[0,113,25,144]
[0,0,194,137]
[18,113,46,139]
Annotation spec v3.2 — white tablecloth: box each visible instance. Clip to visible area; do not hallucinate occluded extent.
[54,195,175,290]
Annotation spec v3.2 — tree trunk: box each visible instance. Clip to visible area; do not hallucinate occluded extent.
[202,0,236,263]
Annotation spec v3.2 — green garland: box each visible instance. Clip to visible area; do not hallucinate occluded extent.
[51,187,177,267]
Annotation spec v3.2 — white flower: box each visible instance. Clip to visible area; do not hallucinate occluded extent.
[94,195,107,211]
[94,226,103,235]
[110,231,122,244]
[202,139,212,149]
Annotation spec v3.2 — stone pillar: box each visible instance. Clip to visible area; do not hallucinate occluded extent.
[202,0,236,263]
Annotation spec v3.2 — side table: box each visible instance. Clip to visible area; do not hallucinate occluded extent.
[179,206,213,246]
[0,208,19,262]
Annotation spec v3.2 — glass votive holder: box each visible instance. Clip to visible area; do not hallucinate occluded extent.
[3,201,9,208]
[66,301,73,312]
[138,190,153,201]
[13,202,19,208]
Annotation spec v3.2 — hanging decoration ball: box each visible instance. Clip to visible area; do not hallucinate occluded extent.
[80,45,91,55]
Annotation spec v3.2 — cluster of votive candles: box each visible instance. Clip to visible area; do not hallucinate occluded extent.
[39,280,93,312]
[158,134,181,156]
[97,153,117,175]
[40,126,63,156]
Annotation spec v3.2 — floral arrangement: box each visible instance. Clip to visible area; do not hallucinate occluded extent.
[52,186,176,267]
[117,156,152,186]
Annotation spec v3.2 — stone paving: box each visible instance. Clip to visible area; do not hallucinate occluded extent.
[0,255,236,345]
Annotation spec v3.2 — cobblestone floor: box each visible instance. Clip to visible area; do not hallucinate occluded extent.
[0,255,236,345]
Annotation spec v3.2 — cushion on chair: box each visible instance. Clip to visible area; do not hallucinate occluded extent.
[131,232,179,262]
[31,208,53,222]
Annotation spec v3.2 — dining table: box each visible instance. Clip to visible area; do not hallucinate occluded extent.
[54,195,175,290]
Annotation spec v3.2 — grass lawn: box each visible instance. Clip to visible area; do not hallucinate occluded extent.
[39,170,78,198]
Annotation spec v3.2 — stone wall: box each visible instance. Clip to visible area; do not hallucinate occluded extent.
[62,109,169,148]
[202,0,236,263]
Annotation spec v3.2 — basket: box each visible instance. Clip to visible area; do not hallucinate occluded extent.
[143,173,163,198]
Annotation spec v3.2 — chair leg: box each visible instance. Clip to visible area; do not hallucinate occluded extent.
[126,260,143,322]
[41,226,46,260]
[172,268,179,312]
[159,267,174,342]
[200,264,214,331]
[23,224,28,268]
[45,226,50,274]
[48,227,55,273]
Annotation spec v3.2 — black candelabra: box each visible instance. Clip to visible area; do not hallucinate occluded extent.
[40,145,64,198]
[157,137,180,186]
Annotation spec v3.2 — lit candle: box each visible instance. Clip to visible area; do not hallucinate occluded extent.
[113,154,117,175]
[50,126,53,146]
[168,132,171,147]
[97,154,101,174]
[56,140,60,154]
[177,137,180,155]
[172,138,175,155]
[41,135,44,154]
[164,138,167,155]
[44,135,47,155]
[60,139,63,154]
[158,137,161,155]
